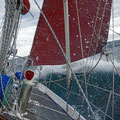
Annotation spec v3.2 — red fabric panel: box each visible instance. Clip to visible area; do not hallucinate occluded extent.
[21,0,30,15]
[30,0,112,65]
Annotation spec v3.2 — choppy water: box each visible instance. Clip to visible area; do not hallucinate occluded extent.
[37,40,120,120]
[7,39,118,120]
[39,71,120,120]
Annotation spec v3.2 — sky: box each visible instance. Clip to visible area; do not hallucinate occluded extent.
[0,0,120,57]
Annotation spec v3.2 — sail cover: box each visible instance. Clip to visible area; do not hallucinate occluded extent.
[30,0,112,65]
[21,0,30,15]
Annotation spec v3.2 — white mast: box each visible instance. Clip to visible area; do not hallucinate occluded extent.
[63,0,71,88]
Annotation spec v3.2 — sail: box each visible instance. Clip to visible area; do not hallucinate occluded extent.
[30,0,112,65]
[0,0,22,72]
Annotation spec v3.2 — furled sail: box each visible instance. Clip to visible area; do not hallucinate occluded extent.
[30,0,112,65]
[0,0,21,72]
[0,0,30,72]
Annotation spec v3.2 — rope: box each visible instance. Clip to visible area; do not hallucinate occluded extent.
[110,29,120,36]
[85,0,110,74]
[19,0,34,18]
[0,75,18,118]
[44,73,120,98]
[34,1,96,119]
[0,0,21,72]
[53,82,113,120]
[85,0,102,69]
[104,91,112,120]
[75,0,84,60]
[0,1,26,119]
[75,1,90,118]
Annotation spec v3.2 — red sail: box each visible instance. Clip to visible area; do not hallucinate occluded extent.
[30,0,112,65]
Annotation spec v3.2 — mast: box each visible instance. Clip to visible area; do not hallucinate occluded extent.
[63,0,71,88]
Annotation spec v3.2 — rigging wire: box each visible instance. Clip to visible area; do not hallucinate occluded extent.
[0,2,22,73]
[38,49,120,119]
[78,2,105,116]
[103,91,112,120]
[0,13,23,114]
[86,0,109,72]
[74,1,112,116]
[19,0,34,18]
[110,29,120,36]
[0,0,117,119]
[87,53,103,74]
[5,55,120,120]
[39,61,119,119]
[0,1,25,119]
[75,0,90,118]
[111,1,115,119]
[33,0,96,119]
[85,0,102,71]
[43,75,120,98]
[75,0,84,60]
[53,81,113,120]
[83,1,113,118]
[0,1,33,119]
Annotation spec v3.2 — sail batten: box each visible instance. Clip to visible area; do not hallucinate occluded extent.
[30,0,112,65]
